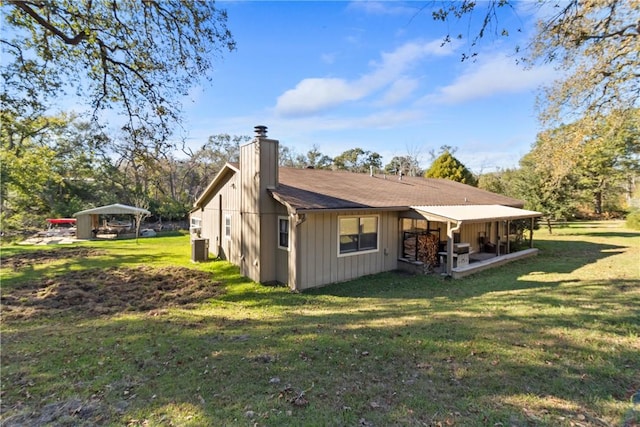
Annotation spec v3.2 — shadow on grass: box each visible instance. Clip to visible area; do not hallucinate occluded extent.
[2,229,638,425]
[307,238,628,300]
[2,275,638,426]
[579,231,640,238]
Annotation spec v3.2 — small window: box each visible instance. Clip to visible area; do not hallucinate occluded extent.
[190,217,202,234]
[224,215,231,239]
[339,215,379,255]
[278,217,289,250]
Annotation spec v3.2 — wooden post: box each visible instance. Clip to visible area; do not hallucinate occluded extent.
[529,217,534,248]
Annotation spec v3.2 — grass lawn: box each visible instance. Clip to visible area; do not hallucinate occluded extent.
[1,224,639,426]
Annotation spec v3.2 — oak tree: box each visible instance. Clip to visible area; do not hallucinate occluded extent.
[428,0,639,123]
[1,0,235,151]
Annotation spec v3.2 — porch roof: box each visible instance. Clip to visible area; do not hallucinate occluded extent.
[411,204,542,224]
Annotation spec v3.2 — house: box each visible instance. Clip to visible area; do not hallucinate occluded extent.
[191,126,541,291]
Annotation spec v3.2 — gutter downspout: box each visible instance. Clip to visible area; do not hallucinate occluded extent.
[446,220,463,276]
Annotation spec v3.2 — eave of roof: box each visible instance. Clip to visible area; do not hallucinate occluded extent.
[193,162,240,208]
[412,204,542,223]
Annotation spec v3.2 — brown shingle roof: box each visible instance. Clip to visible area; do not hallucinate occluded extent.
[272,167,524,212]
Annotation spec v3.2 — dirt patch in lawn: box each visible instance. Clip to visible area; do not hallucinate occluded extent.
[3,247,107,270]
[1,266,223,320]
[2,397,111,427]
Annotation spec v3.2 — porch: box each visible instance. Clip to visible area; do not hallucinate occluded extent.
[403,204,542,277]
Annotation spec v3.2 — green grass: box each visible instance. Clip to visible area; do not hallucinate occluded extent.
[1,223,639,426]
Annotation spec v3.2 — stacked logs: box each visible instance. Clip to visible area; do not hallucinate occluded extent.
[403,235,418,261]
[418,233,439,268]
[404,232,440,270]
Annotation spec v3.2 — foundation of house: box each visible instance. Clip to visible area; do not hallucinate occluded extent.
[451,248,539,279]
[398,248,539,279]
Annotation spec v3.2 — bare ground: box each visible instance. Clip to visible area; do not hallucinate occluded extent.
[3,247,107,270]
[1,247,224,320]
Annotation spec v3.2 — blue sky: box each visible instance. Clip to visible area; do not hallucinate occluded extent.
[178,1,557,173]
[85,1,554,173]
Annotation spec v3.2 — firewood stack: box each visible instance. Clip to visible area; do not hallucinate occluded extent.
[417,233,439,269]
[403,235,417,261]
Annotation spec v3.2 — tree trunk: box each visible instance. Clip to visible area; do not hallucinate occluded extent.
[594,190,603,216]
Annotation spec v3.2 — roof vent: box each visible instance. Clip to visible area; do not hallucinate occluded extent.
[254,125,268,137]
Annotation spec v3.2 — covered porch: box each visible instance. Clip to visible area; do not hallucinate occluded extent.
[403,204,542,277]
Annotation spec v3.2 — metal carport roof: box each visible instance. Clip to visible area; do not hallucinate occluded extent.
[73,203,150,216]
[411,204,542,223]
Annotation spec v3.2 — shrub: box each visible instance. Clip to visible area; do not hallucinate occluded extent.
[626,210,640,230]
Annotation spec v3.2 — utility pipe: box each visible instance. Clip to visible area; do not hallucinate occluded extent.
[446,220,463,276]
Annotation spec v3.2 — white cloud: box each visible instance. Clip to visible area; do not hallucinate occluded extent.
[424,54,556,105]
[375,77,420,106]
[275,78,366,116]
[275,39,456,116]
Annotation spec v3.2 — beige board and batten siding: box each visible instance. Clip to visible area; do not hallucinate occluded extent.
[239,137,280,284]
[458,222,489,253]
[294,210,399,290]
[197,170,241,261]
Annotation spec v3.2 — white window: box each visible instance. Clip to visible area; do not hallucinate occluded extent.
[190,217,202,234]
[224,215,231,239]
[278,217,289,250]
[338,215,379,255]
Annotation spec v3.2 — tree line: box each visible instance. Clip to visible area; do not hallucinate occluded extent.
[2,108,637,237]
[2,0,639,236]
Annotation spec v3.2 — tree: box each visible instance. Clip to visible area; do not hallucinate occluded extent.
[515,110,640,223]
[530,0,640,124]
[333,148,382,173]
[1,113,111,234]
[305,145,333,170]
[424,148,477,186]
[141,133,249,219]
[132,195,151,243]
[1,1,236,151]
[517,151,578,232]
[572,109,640,215]
[427,1,639,123]
[477,168,521,198]
[384,155,424,177]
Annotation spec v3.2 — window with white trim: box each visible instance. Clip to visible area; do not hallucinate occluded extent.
[338,215,379,255]
[224,215,231,239]
[190,217,201,234]
[278,217,289,250]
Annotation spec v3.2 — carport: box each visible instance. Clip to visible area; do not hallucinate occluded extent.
[74,204,151,239]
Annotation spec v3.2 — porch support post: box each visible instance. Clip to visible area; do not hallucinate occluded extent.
[529,217,534,248]
[446,220,462,276]
[506,220,511,254]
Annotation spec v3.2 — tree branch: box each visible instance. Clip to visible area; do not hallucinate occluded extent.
[9,0,89,46]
